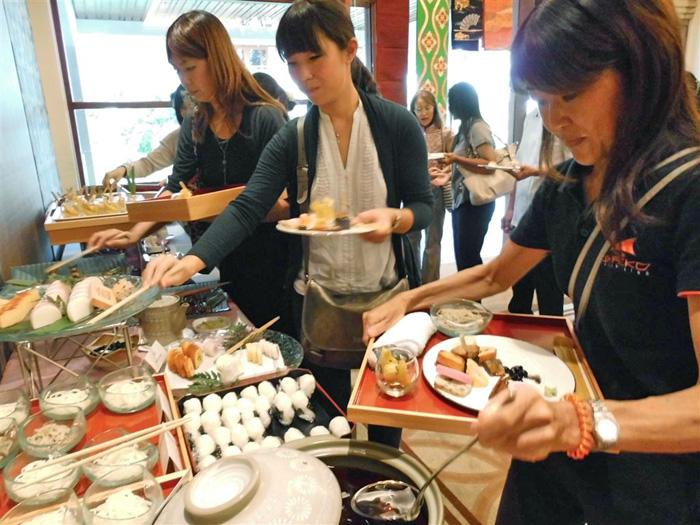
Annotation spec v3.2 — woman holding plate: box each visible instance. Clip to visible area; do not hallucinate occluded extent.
[364,0,700,522]
[142,0,434,447]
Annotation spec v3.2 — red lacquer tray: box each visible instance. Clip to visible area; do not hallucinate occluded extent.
[1,374,189,516]
[348,313,602,436]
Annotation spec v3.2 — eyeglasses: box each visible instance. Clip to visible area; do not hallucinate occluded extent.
[415,106,433,115]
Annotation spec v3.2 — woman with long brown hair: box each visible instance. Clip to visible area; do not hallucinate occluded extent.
[90,11,292,333]
[365,0,700,521]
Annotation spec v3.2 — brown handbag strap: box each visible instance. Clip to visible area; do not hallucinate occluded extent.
[569,147,700,328]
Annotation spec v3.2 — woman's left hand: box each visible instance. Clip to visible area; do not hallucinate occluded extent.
[353,208,396,243]
[142,254,206,288]
[476,386,581,462]
[429,167,451,187]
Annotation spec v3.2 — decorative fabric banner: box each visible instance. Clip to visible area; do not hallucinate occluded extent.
[452,0,484,51]
[416,0,451,113]
[484,0,513,50]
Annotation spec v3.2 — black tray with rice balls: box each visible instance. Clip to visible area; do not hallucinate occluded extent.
[177,368,352,472]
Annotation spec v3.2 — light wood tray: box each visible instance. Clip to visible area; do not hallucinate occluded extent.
[126,186,246,222]
[44,202,136,245]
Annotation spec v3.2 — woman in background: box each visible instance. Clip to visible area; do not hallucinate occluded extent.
[408,90,454,283]
[443,82,499,271]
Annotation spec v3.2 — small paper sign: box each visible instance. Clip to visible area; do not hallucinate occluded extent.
[144,341,167,373]
[158,431,184,473]
[156,385,173,422]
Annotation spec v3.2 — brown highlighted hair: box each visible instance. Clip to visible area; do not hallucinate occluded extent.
[511,0,700,243]
[411,90,443,129]
[167,11,285,142]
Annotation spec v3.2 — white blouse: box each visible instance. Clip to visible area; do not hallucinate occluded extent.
[294,100,397,295]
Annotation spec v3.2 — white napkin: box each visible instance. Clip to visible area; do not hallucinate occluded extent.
[368,312,437,368]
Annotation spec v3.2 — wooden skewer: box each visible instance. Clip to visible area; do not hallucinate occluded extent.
[86,284,153,326]
[45,246,100,274]
[226,316,279,355]
[27,416,190,484]
[20,346,80,378]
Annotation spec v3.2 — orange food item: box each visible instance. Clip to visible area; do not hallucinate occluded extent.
[0,289,40,328]
[466,358,490,388]
[477,346,497,364]
[436,350,465,372]
[181,341,203,368]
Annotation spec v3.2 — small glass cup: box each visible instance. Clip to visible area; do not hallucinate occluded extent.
[1,487,81,524]
[0,388,31,430]
[3,451,80,504]
[98,365,157,414]
[81,428,158,484]
[0,417,20,469]
[374,345,420,398]
[18,407,87,458]
[39,375,100,419]
[82,465,164,525]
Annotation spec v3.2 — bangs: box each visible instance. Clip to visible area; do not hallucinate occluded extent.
[276,15,323,60]
[511,3,618,95]
[167,13,209,62]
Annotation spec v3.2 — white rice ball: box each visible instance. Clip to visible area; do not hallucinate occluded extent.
[258,410,271,429]
[237,397,255,414]
[242,441,261,453]
[203,393,223,413]
[183,398,202,415]
[298,374,316,398]
[310,425,330,436]
[272,392,292,412]
[280,376,299,395]
[278,406,295,426]
[198,455,217,470]
[222,392,238,409]
[187,430,201,444]
[258,381,276,401]
[222,407,241,429]
[212,426,231,449]
[261,436,282,449]
[201,410,222,435]
[290,390,309,410]
[240,408,255,424]
[222,445,242,457]
[202,338,221,357]
[183,413,201,434]
[195,434,216,458]
[329,416,352,437]
[230,423,250,449]
[254,396,271,415]
[284,428,305,443]
[244,417,265,442]
[239,385,258,401]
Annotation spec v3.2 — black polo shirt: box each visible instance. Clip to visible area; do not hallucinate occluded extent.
[511,156,700,400]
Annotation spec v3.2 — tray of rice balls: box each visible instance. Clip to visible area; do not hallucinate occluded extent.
[348,312,603,436]
[177,369,354,473]
[0,373,191,519]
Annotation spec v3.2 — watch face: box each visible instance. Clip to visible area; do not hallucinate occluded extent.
[598,418,618,441]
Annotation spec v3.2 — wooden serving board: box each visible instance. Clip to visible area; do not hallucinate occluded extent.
[126,186,246,223]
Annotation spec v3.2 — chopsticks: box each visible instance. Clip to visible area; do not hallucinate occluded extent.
[28,416,191,484]
[86,284,153,325]
[226,316,279,354]
[44,246,100,274]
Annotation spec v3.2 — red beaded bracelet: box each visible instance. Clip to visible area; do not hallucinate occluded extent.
[563,393,594,460]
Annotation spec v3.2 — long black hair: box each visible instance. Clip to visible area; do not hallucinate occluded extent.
[511,0,700,243]
[447,82,483,142]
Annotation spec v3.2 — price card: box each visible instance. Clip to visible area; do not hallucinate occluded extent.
[144,341,167,373]
[159,431,184,473]
[156,385,173,422]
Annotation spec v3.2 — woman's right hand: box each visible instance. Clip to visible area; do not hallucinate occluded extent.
[362,292,410,343]
[103,166,127,189]
[429,167,451,187]
[142,254,205,288]
[88,228,138,250]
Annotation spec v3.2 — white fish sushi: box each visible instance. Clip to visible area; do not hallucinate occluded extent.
[202,394,223,413]
[329,416,352,437]
[284,428,305,443]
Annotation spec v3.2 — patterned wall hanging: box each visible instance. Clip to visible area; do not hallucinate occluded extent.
[452,0,484,51]
[416,0,450,113]
[484,0,513,49]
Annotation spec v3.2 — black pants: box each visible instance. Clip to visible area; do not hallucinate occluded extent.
[291,290,402,449]
[508,256,563,316]
[452,199,496,271]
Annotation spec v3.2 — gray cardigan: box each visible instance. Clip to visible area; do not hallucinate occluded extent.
[190,90,434,287]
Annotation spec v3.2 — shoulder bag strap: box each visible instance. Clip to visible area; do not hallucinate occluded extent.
[569,147,700,328]
[296,115,312,282]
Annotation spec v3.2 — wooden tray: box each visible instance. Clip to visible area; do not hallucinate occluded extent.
[347,313,602,436]
[44,202,136,245]
[0,374,190,515]
[126,186,246,223]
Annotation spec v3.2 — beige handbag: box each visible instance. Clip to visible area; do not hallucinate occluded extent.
[459,142,518,206]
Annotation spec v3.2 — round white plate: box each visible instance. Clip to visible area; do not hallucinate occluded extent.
[428,152,447,160]
[276,219,377,236]
[422,335,576,411]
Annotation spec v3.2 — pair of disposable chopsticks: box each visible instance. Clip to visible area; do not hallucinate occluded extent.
[226,316,279,355]
[44,231,132,274]
[28,415,192,484]
[86,284,153,325]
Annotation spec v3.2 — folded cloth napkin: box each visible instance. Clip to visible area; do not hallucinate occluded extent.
[368,312,437,369]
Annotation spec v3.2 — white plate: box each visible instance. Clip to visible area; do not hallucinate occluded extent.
[276,219,377,237]
[428,152,447,160]
[477,164,521,173]
[422,335,575,411]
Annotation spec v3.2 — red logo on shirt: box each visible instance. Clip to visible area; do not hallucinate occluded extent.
[603,238,651,275]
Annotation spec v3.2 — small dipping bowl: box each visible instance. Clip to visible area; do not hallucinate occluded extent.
[0,388,31,430]
[82,465,163,525]
[0,417,20,469]
[374,346,420,398]
[98,366,157,414]
[192,316,232,334]
[39,375,100,419]
[3,451,80,504]
[18,407,86,458]
[430,298,493,337]
[81,428,158,485]
[0,488,80,524]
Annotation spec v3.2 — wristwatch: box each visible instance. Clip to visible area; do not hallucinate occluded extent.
[589,399,619,451]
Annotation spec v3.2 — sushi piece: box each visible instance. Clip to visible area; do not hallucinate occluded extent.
[297,406,316,423]
[254,396,271,416]
[201,338,222,357]
[284,428,305,443]
[244,417,265,442]
[222,407,241,429]
[212,426,231,449]
[222,445,242,457]
[230,423,249,449]
[272,392,292,413]
[236,398,255,414]
[329,416,352,437]
[0,288,41,328]
[202,393,223,413]
[195,434,216,458]
[66,276,100,322]
[240,408,255,424]
[30,281,72,329]
[239,385,258,401]
[261,436,282,449]
[290,391,309,410]
[242,441,261,453]
[198,455,217,470]
[280,377,298,395]
[258,410,271,429]
[298,374,316,398]
[183,398,203,415]
[278,406,295,426]
[200,410,221,435]
[183,413,201,435]
[222,392,238,409]
[310,425,330,436]
[258,381,276,401]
